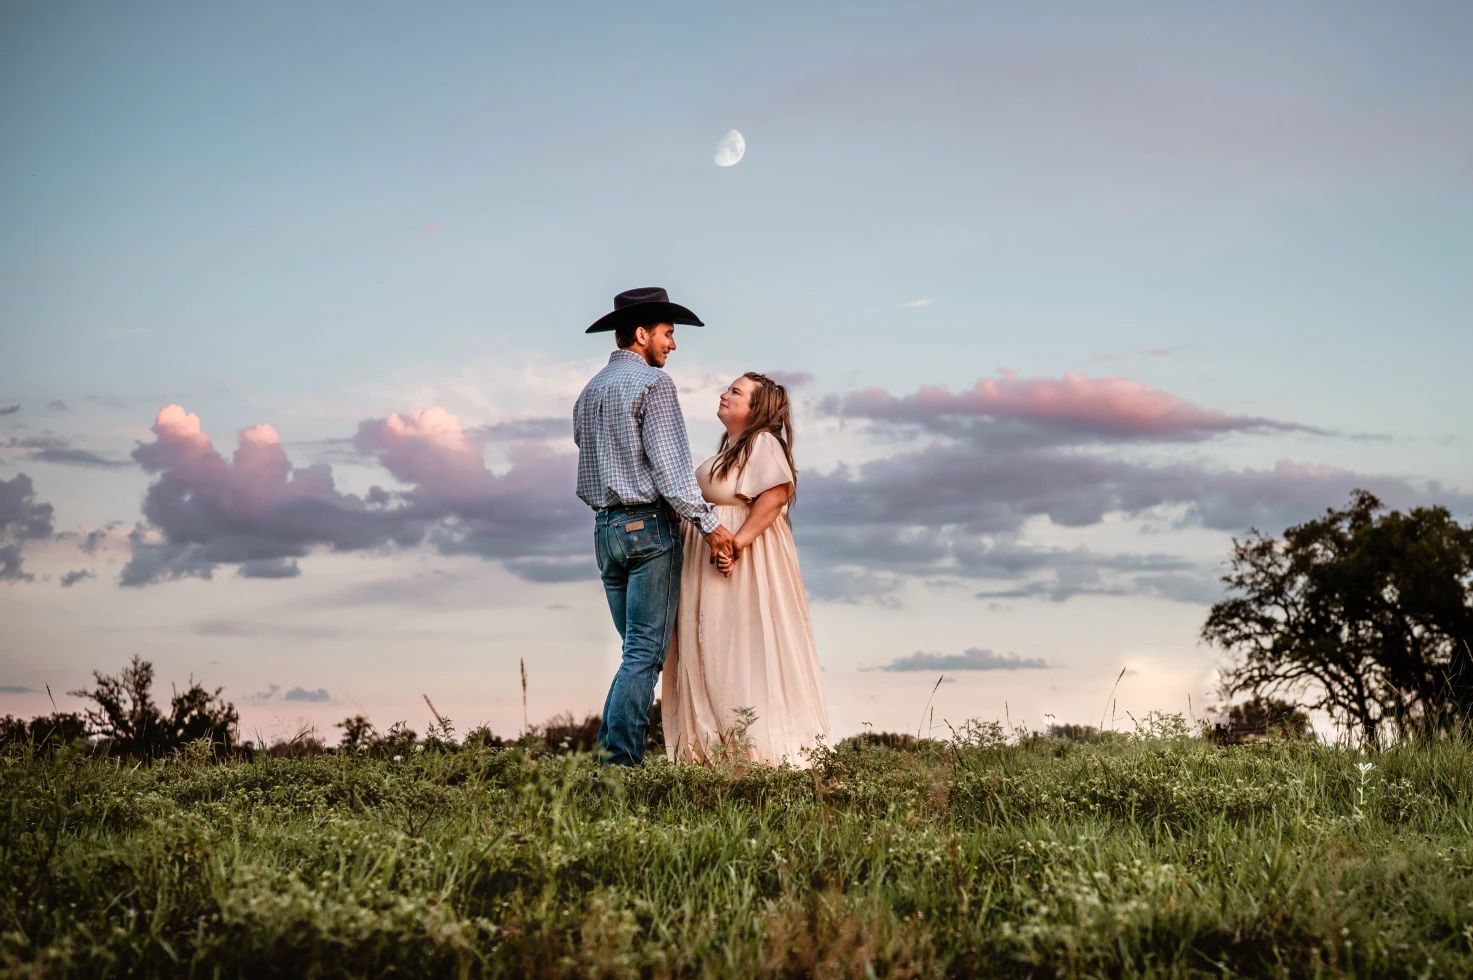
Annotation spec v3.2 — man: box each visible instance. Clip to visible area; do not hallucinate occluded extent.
[574,287,737,766]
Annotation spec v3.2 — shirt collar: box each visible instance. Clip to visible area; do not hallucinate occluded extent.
[608,349,649,367]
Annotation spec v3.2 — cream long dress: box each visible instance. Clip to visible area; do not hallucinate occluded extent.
[662,431,831,767]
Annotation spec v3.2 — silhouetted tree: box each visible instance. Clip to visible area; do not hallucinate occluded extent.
[68,655,239,757]
[1204,490,1473,745]
[336,714,377,752]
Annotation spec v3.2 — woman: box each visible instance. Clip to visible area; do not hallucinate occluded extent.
[662,372,831,767]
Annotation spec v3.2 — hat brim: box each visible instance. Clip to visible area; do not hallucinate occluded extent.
[585,301,705,334]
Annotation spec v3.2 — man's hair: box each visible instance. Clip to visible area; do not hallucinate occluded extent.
[615,322,652,349]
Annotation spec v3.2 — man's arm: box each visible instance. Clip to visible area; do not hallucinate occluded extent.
[639,375,721,536]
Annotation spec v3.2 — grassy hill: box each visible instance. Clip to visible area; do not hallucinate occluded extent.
[4,720,1473,977]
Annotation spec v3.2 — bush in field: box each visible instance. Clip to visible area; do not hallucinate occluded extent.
[839,730,921,751]
[537,711,600,754]
[0,711,88,748]
[1047,722,1104,742]
[67,654,239,758]
[1224,695,1313,740]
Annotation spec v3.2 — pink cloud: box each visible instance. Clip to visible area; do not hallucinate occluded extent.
[361,407,490,493]
[828,370,1319,441]
[123,404,585,586]
[354,408,583,561]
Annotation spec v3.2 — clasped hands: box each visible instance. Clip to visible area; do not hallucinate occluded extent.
[703,526,744,578]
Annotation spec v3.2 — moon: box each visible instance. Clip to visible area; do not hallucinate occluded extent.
[714,129,745,167]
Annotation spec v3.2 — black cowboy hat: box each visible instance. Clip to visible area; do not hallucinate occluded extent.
[585,286,705,334]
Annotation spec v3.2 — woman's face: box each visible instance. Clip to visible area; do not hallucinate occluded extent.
[717,376,757,431]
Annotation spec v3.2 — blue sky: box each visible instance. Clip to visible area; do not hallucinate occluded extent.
[3,2,1471,742]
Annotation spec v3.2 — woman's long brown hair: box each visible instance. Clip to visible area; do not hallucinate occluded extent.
[712,372,797,505]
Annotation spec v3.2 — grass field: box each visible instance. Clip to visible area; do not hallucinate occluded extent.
[5,716,1473,978]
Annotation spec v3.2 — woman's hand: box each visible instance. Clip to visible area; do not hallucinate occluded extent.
[714,483,791,577]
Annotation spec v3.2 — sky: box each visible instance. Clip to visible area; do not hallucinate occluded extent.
[3,1,1472,746]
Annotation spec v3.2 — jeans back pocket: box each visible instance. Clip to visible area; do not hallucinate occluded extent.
[618,514,667,561]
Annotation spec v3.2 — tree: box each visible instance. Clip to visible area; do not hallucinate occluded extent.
[69,655,239,757]
[336,714,377,753]
[1203,490,1473,745]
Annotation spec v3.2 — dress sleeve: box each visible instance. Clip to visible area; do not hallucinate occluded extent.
[734,432,794,503]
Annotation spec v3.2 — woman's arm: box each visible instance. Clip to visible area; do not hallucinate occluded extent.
[717,483,792,575]
[734,483,791,550]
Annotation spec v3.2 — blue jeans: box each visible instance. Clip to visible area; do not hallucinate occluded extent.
[593,502,684,766]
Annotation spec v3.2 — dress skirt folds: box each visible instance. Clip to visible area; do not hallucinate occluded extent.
[662,432,832,767]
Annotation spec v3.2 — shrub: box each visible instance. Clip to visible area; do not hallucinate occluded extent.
[68,655,239,758]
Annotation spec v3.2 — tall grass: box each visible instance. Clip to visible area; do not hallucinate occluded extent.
[4,721,1473,977]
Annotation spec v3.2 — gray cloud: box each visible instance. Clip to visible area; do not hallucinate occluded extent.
[78,526,117,555]
[238,558,301,579]
[48,401,69,412]
[802,565,906,606]
[876,648,1049,672]
[2,435,131,468]
[284,686,330,703]
[798,444,1468,542]
[33,448,131,468]
[0,685,39,694]
[791,444,1464,606]
[469,417,572,442]
[0,546,25,583]
[0,405,19,416]
[1,473,55,583]
[501,555,598,583]
[251,683,282,701]
[59,569,94,587]
[191,619,343,640]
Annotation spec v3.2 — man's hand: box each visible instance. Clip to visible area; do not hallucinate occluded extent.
[704,525,737,566]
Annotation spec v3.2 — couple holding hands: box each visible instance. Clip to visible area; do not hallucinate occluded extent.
[574,287,831,769]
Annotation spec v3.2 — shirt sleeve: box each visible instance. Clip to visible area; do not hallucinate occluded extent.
[640,374,720,534]
[733,431,795,503]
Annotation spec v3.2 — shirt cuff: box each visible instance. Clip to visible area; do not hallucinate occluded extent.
[696,511,721,535]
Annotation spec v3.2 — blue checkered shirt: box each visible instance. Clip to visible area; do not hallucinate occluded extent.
[574,350,719,535]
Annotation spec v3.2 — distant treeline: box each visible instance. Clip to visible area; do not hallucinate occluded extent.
[2,650,1311,764]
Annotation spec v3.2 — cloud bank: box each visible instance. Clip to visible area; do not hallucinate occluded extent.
[111,370,1469,607]
[795,373,1470,603]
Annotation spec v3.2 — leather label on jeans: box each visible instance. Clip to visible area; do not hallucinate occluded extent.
[624,520,645,532]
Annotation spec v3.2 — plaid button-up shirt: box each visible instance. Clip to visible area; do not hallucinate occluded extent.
[573,350,719,535]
